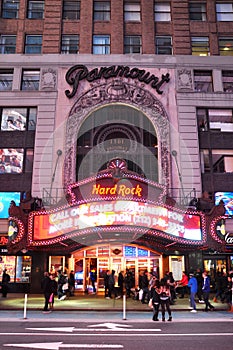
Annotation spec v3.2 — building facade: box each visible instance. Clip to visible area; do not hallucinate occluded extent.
[0,0,233,293]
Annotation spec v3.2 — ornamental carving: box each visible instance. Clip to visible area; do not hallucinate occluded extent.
[41,68,57,90]
[177,69,193,91]
[64,80,171,188]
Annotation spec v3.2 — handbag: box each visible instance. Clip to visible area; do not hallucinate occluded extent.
[148,298,153,308]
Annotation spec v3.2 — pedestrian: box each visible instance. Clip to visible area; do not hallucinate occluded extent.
[90,269,97,294]
[195,268,204,303]
[118,271,124,298]
[1,269,10,297]
[213,271,225,303]
[104,270,110,298]
[158,278,172,321]
[124,269,134,298]
[149,279,161,321]
[167,272,176,304]
[57,270,67,300]
[41,271,52,313]
[188,272,198,312]
[48,274,57,310]
[140,270,149,304]
[202,271,215,312]
[176,271,189,298]
[69,270,75,296]
[106,270,119,299]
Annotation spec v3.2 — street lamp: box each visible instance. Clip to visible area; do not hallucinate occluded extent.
[171,150,186,205]
[49,149,62,204]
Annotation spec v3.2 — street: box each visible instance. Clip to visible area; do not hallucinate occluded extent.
[0,315,233,350]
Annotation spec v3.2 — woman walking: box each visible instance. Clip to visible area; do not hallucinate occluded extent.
[158,278,172,322]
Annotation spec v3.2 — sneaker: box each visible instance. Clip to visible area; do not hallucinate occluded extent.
[188,307,193,309]
[115,296,121,299]
[60,295,66,301]
[105,297,111,299]
[190,309,197,313]
[199,300,205,303]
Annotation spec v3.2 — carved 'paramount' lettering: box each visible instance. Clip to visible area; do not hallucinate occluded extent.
[91,184,142,197]
[65,64,170,98]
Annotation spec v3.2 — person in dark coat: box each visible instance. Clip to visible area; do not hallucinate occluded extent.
[1,269,10,297]
[104,270,110,298]
[41,271,52,312]
[69,270,75,296]
[149,279,161,321]
[118,271,124,298]
[140,270,149,304]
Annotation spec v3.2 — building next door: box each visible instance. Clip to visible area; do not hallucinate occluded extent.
[71,244,162,294]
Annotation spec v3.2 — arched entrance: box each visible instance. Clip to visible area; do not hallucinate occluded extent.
[64,80,171,189]
[69,244,162,293]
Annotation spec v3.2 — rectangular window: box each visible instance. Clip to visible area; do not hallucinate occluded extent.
[124,35,142,54]
[197,108,233,132]
[94,1,110,21]
[212,151,233,173]
[191,37,209,56]
[2,0,20,18]
[27,1,44,19]
[194,70,213,92]
[189,2,207,21]
[0,148,24,174]
[216,3,233,21]
[154,2,171,21]
[0,107,37,131]
[61,35,79,54]
[0,35,16,54]
[93,35,110,54]
[0,69,13,91]
[155,36,172,54]
[25,35,42,54]
[63,0,80,20]
[21,69,40,91]
[124,3,141,21]
[222,70,233,92]
[219,37,233,56]
[25,149,34,173]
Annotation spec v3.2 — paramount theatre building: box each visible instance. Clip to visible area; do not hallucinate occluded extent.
[1,56,232,293]
[1,0,233,294]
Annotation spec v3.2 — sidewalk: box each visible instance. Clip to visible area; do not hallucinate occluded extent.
[0,292,230,312]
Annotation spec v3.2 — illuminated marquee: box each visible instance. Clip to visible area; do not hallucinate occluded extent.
[92,184,142,197]
[30,200,203,243]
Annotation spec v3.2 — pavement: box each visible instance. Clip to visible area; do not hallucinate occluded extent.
[0,292,233,322]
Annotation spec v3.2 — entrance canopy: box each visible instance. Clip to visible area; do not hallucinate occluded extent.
[20,159,207,252]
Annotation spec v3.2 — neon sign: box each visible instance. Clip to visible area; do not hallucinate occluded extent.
[31,200,203,242]
[92,184,142,197]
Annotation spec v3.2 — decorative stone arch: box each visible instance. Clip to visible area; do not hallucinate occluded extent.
[64,80,171,188]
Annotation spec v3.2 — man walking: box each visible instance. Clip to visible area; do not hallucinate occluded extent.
[188,272,198,312]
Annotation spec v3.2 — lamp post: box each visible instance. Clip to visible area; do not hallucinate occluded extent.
[171,150,186,205]
[49,149,62,205]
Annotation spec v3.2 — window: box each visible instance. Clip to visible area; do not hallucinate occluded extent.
[63,0,80,20]
[197,108,233,132]
[25,149,34,172]
[154,2,171,21]
[0,107,37,131]
[194,70,213,92]
[191,37,209,56]
[61,35,79,53]
[124,3,141,21]
[222,71,233,92]
[0,69,13,91]
[25,35,42,54]
[124,35,141,54]
[216,3,233,21]
[0,35,16,54]
[21,69,40,91]
[212,151,233,173]
[155,36,172,54]
[189,2,207,21]
[94,1,110,21]
[219,37,233,56]
[0,148,24,174]
[2,0,20,18]
[27,1,44,19]
[93,35,110,54]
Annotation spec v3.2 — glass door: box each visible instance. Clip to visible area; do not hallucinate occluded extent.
[98,258,109,290]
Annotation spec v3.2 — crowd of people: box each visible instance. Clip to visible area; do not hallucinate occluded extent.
[39,267,233,317]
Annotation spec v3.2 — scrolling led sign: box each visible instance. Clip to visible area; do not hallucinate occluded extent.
[65,65,170,98]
